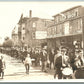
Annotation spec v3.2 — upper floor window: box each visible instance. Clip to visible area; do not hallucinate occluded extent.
[78,19,82,31]
[32,32,35,39]
[75,8,79,16]
[33,22,36,28]
[64,22,69,35]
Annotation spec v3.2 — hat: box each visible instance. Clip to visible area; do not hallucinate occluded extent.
[75,49,81,53]
[61,47,67,52]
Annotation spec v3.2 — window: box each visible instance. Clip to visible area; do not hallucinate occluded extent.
[32,32,35,39]
[54,26,57,35]
[56,24,62,35]
[75,8,78,16]
[47,28,50,36]
[51,27,54,36]
[33,22,36,28]
[77,19,82,32]
[64,22,69,35]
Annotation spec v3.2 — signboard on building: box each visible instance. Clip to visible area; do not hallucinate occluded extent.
[36,31,47,39]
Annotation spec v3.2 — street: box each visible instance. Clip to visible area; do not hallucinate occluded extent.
[0,54,54,82]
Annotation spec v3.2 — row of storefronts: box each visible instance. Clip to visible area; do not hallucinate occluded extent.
[47,6,84,55]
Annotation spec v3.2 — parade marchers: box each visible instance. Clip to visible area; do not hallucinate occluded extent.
[0,46,84,79]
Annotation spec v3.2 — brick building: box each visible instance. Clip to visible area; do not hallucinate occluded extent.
[12,10,53,50]
[25,11,54,49]
[18,14,29,48]
[47,6,84,53]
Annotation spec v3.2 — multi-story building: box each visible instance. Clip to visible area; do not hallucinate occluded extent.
[18,14,29,48]
[25,10,54,49]
[47,5,84,52]
[12,10,53,50]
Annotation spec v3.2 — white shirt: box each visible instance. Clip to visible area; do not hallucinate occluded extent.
[24,57,31,64]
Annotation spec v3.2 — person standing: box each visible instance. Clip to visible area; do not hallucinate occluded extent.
[41,49,47,72]
[61,48,71,79]
[0,56,6,79]
[54,48,62,79]
[0,58,2,78]
[49,49,55,69]
[24,54,31,74]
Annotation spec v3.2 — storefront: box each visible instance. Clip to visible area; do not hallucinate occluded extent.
[47,6,84,57]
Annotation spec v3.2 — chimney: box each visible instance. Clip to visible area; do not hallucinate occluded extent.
[29,10,32,18]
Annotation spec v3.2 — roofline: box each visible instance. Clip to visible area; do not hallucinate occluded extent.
[53,5,82,17]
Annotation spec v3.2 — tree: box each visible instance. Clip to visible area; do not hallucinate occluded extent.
[3,37,13,47]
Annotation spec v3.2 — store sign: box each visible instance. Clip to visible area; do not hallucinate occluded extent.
[36,31,47,39]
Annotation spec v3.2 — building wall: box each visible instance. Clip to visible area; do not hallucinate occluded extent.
[25,18,53,48]
[18,17,28,48]
[47,6,84,50]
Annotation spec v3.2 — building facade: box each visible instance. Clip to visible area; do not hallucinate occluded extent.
[12,10,53,50]
[47,6,84,52]
[25,17,53,49]
[18,14,29,48]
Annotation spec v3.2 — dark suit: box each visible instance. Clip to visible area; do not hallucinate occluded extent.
[54,56,62,79]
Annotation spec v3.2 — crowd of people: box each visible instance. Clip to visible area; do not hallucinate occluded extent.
[0,46,83,79]
[53,47,83,79]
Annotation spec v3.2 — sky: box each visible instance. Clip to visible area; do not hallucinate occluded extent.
[0,1,84,44]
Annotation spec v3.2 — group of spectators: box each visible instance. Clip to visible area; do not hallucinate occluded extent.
[0,46,83,79]
[52,47,83,79]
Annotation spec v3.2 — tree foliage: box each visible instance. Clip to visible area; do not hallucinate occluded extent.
[3,37,13,47]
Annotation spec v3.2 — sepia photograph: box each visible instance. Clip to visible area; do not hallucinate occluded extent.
[0,1,84,82]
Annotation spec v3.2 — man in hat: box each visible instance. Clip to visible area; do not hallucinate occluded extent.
[61,47,71,79]
[74,49,83,68]
[61,47,70,67]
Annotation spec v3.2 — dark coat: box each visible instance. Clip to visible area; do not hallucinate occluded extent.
[55,56,62,68]
[41,52,47,62]
[0,59,2,73]
[49,51,54,62]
